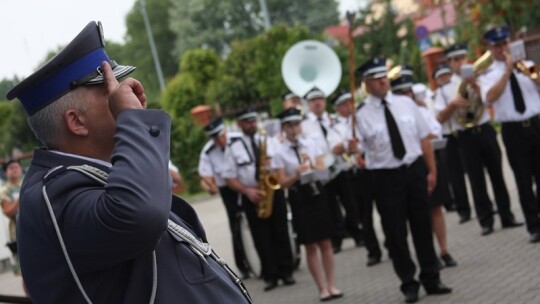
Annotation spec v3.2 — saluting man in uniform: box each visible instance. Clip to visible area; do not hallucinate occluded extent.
[198,117,252,278]
[8,21,252,303]
[332,90,383,266]
[432,47,473,224]
[355,57,452,303]
[301,87,363,253]
[477,26,540,243]
[223,108,295,291]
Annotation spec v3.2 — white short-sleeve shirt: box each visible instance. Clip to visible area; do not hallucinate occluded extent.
[478,60,540,122]
[356,94,431,170]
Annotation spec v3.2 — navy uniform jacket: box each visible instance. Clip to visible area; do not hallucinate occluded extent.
[18,110,250,303]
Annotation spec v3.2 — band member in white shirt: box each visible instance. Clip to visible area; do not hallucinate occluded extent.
[332,90,383,266]
[477,26,540,243]
[432,47,473,224]
[272,108,343,301]
[355,57,452,303]
[198,117,252,278]
[223,108,296,290]
[390,67,457,268]
[301,87,363,253]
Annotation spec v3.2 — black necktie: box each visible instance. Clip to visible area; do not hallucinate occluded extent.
[250,135,260,179]
[291,144,302,164]
[509,72,526,113]
[318,117,328,138]
[382,99,406,160]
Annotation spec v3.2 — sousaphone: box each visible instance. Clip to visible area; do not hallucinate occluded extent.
[281,40,342,97]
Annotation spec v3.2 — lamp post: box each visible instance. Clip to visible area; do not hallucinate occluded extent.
[140,0,166,91]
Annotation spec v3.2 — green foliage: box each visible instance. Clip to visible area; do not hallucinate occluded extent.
[354,0,424,81]
[162,49,221,193]
[209,25,323,116]
[0,101,37,156]
[124,0,178,105]
[169,0,339,59]
[454,0,540,53]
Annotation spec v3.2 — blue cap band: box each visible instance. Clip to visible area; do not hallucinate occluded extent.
[18,48,110,115]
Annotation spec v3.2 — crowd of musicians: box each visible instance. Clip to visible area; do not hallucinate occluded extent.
[197,25,540,303]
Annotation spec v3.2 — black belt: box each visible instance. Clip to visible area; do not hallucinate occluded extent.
[369,157,421,173]
[501,115,540,128]
[458,122,490,135]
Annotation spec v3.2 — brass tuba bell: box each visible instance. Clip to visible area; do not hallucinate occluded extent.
[456,51,493,128]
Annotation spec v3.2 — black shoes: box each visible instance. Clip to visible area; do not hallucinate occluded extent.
[530,232,540,243]
[366,256,381,267]
[502,219,524,229]
[404,289,419,303]
[424,282,452,295]
[459,214,471,224]
[263,279,278,291]
[481,226,494,236]
[441,253,457,267]
[281,275,296,286]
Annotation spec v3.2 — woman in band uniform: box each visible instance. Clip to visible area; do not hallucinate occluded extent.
[272,108,343,302]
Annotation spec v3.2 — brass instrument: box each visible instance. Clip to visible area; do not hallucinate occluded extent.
[515,60,539,79]
[456,51,493,128]
[298,148,321,197]
[256,129,281,219]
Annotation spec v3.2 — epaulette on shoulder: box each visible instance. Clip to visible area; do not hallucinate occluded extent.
[204,143,216,155]
[228,137,242,146]
[356,102,366,112]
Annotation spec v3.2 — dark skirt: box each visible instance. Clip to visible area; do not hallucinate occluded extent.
[288,182,334,244]
[430,149,452,208]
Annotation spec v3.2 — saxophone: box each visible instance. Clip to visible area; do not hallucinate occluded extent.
[456,51,493,128]
[256,129,281,219]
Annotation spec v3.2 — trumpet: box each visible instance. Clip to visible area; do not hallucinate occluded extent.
[515,60,539,79]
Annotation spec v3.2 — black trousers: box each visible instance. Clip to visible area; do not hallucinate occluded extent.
[350,169,382,258]
[457,123,515,228]
[325,171,362,246]
[442,134,471,217]
[219,186,250,274]
[369,158,440,293]
[501,117,540,234]
[242,189,294,280]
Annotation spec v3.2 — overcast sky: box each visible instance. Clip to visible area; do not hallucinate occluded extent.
[0,0,364,80]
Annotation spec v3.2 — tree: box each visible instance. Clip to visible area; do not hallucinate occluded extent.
[162,49,221,193]
[207,24,330,116]
[354,0,424,81]
[123,0,178,106]
[169,0,339,59]
[454,0,540,53]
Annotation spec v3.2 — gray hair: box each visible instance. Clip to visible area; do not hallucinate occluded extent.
[27,88,88,148]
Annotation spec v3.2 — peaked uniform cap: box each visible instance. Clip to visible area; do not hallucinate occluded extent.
[277,108,302,123]
[6,21,135,115]
[483,26,509,45]
[356,57,387,80]
[433,64,452,79]
[333,89,352,106]
[203,117,225,137]
[235,108,258,121]
[444,43,468,58]
[304,87,325,101]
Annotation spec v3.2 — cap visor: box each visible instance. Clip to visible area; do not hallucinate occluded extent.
[85,64,136,84]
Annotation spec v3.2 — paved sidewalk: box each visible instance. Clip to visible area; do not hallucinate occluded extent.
[0,142,539,303]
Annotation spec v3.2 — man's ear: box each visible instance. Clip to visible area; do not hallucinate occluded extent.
[63,109,89,136]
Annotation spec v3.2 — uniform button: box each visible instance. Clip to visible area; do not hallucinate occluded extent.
[149,126,160,137]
